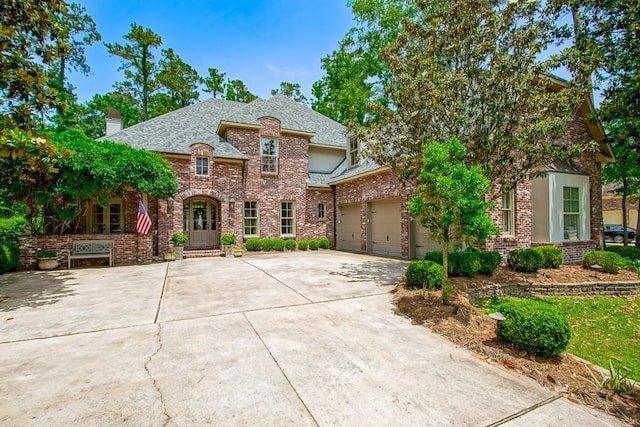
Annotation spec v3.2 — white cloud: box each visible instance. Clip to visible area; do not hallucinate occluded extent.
[265,62,309,79]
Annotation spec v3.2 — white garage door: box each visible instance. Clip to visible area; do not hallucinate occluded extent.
[412,221,442,260]
[337,204,361,252]
[369,198,402,257]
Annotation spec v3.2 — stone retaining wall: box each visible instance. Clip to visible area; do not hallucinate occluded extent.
[468,281,640,304]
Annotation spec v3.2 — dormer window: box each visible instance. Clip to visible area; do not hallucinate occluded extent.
[349,137,359,167]
[195,157,209,176]
[261,138,278,174]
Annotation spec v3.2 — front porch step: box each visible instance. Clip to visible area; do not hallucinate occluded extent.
[183,249,223,259]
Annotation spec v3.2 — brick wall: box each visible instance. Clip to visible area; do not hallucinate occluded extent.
[19,234,152,269]
[305,189,334,244]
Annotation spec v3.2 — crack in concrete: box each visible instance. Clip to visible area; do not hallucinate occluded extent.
[485,394,563,426]
[144,324,170,426]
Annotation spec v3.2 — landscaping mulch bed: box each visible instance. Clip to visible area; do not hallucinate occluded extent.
[392,266,640,426]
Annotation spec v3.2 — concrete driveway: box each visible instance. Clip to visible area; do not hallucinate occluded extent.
[0,251,620,426]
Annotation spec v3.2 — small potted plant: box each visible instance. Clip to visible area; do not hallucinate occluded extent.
[163,250,176,261]
[221,233,236,257]
[171,232,188,260]
[38,250,58,270]
[233,247,244,257]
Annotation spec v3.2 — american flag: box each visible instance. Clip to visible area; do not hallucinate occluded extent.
[136,199,152,234]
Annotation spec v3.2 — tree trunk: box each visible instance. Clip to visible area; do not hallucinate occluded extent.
[622,189,628,246]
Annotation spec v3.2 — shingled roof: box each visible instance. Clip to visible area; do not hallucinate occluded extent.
[100,95,348,158]
[219,94,348,148]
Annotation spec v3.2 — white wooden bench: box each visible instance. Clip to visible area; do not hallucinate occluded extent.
[67,240,114,269]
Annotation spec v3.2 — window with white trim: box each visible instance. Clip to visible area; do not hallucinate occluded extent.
[261,138,278,174]
[318,203,326,219]
[195,157,209,176]
[563,186,580,240]
[89,200,123,234]
[348,137,359,167]
[243,201,259,237]
[501,190,514,236]
[281,201,295,236]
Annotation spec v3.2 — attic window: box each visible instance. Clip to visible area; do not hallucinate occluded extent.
[349,137,359,167]
[195,157,209,176]
[261,138,278,174]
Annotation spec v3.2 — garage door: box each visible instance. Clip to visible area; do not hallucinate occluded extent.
[337,204,361,252]
[369,198,402,257]
[412,221,442,260]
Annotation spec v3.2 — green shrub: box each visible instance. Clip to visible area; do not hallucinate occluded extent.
[298,240,308,250]
[424,251,443,264]
[0,217,24,274]
[534,245,563,269]
[285,239,297,251]
[171,232,188,247]
[478,251,502,276]
[449,251,481,277]
[605,245,640,261]
[583,250,623,274]
[261,238,274,251]
[319,238,330,249]
[272,238,286,251]
[405,260,443,289]
[220,233,237,245]
[494,298,571,357]
[508,249,543,273]
[245,238,262,251]
[309,240,319,250]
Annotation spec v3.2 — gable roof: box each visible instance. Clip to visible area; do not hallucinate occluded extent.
[99,95,349,158]
[217,94,348,148]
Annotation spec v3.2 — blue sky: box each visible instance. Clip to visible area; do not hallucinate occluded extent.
[71,1,355,103]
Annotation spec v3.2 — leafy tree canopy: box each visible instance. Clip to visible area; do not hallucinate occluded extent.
[356,0,591,194]
[271,82,307,104]
[155,48,202,112]
[203,68,227,98]
[224,79,257,103]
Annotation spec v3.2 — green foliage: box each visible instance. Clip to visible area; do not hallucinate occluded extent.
[220,233,236,246]
[105,23,163,121]
[448,252,481,278]
[424,251,443,264]
[534,245,563,269]
[285,239,297,251]
[245,238,262,251]
[605,245,640,260]
[318,238,331,249]
[224,79,257,103]
[260,238,274,251]
[271,82,307,104]
[492,298,571,357]
[203,68,226,98]
[37,250,57,258]
[0,217,24,274]
[478,251,502,276]
[272,238,286,251]
[154,48,201,114]
[405,260,443,289]
[297,240,308,251]
[583,251,623,274]
[171,232,188,247]
[508,249,543,273]
[308,240,320,250]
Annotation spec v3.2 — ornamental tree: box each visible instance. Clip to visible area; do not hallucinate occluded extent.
[408,138,497,301]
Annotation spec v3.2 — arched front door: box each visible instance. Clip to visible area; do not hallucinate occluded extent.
[183,198,219,249]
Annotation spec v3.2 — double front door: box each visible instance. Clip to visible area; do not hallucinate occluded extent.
[183,198,219,248]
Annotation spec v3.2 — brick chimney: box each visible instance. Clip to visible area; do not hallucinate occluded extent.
[106,109,122,136]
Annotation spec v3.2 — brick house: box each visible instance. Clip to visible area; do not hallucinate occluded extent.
[19,92,613,268]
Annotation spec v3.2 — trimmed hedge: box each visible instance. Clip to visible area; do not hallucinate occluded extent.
[478,251,502,276]
[319,238,330,249]
[298,240,308,250]
[508,249,543,273]
[285,239,297,251]
[494,298,571,357]
[534,245,563,269]
[605,245,640,260]
[309,239,319,250]
[405,260,443,289]
[245,238,262,251]
[261,238,274,251]
[272,238,286,251]
[583,250,623,274]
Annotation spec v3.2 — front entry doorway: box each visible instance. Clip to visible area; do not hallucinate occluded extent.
[183,198,219,249]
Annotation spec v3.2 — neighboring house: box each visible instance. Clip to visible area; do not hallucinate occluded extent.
[602,183,639,229]
[19,92,613,268]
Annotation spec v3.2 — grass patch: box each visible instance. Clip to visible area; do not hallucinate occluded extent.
[488,296,640,381]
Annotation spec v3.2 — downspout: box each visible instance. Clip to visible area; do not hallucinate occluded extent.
[331,184,337,249]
